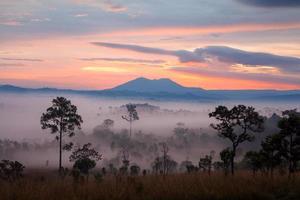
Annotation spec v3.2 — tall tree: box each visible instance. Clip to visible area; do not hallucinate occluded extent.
[122,104,139,137]
[278,109,300,176]
[41,97,83,173]
[209,105,264,175]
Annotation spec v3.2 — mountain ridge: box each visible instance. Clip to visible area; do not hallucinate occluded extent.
[1,77,300,101]
[110,77,204,94]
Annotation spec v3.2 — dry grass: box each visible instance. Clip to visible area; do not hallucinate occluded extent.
[0,170,299,200]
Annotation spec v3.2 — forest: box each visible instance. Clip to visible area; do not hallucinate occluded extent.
[0,96,299,200]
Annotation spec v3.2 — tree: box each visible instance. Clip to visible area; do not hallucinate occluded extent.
[152,143,177,175]
[173,122,190,156]
[244,151,262,176]
[94,119,114,140]
[41,97,83,173]
[199,151,214,175]
[152,156,177,174]
[130,164,141,176]
[260,134,286,177]
[209,105,264,175]
[220,148,233,176]
[119,148,130,175]
[179,160,193,172]
[278,109,300,176]
[0,160,25,182]
[69,143,102,179]
[102,119,114,130]
[160,142,169,175]
[122,104,139,137]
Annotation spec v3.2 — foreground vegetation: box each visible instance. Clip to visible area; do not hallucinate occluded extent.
[0,171,299,200]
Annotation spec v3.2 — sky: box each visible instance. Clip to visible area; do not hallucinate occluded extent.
[1,0,300,90]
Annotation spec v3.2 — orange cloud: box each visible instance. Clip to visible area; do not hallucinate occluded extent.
[101,22,300,37]
[173,72,300,90]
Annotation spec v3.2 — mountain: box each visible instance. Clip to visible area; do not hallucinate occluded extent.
[111,77,204,94]
[1,78,300,102]
[0,84,28,92]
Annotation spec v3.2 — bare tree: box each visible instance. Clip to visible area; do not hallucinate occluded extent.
[159,142,169,175]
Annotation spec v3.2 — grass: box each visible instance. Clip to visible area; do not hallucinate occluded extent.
[0,170,299,200]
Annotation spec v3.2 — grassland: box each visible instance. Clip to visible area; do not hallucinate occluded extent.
[0,170,299,200]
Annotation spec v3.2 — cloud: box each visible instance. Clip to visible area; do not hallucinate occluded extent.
[194,46,300,73]
[101,22,300,37]
[73,13,88,17]
[171,67,300,86]
[74,0,127,13]
[0,63,25,67]
[0,58,43,62]
[30,18,51,22]
[80,57,165,64]
[92,42,173,55]
[81,66,127,73]
[0,20,23,26]
[236,0,300,7]
[92,42,205,63]
[92,42,300,73]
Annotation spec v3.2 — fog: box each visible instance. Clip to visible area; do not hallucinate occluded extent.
[0,93,299,169]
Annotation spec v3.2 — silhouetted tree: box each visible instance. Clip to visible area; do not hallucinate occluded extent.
[220,148,233,176]
[130,164,140,176]
[142,169,147,176]
[278,109,300,176]
[152,156,177,174]
[199,151,214,175]
[244,151,262,176]
[102,119,114,129]
[69,143,102,180]
[152,143,177,174]
[108,163,117,175]
[213,161,224,171]
[101,167,107,176]
[41,97,83,173]
[119,148,130,175]
[173,122,190,156]
[94,119,114,140]
[0,160,25,181]
[160,142,169,175]
[179,160,193,172]
[260,134,286,177]
[209,105,264,175]
[122,104,139,137]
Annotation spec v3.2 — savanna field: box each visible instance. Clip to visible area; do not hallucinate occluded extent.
[1,171,299,200]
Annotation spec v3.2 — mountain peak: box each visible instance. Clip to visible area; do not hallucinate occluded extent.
[111,77,203,94]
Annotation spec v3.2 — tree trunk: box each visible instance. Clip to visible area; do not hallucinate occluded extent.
[270,151,274,178]
[59,127,62,174]
[231,145,236,176]
[288,134,293,178]
[129,120,132,138]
